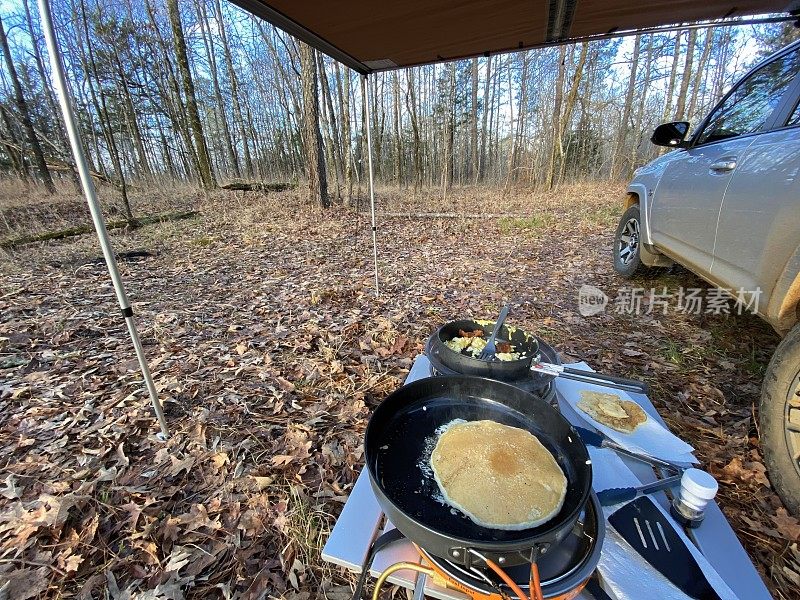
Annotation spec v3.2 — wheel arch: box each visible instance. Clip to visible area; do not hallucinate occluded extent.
[626,182,651,244]
[624,191,639,210]
[773,273,800,336]
[767,250,800,336]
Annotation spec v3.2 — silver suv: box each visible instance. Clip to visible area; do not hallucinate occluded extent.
[613,40,800,515]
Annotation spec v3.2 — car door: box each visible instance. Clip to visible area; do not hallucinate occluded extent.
[649,47,800,278]
[711,69,800,307]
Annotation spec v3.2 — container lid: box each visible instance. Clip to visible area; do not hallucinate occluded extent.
[681,468,718,500]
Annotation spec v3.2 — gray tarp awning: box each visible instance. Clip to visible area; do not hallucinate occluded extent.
[229,0,798,73]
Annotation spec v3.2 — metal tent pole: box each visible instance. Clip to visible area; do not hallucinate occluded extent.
[37,0,169,437]
[362,74,379,296]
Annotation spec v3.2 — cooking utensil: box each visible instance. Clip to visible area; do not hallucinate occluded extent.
[609,496,722,599]
[478,305,510,360]
[530,362,649,394]
[429,320,648,394]
[573,426,686,473]
[364,375,592,567]
[424,332,561,399]
[430,319,541,379]
[598,475,682,506]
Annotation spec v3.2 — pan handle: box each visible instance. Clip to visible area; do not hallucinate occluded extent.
[559,367,650,395]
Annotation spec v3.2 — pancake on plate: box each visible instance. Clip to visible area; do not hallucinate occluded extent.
[430,420,567,530]
[577,390,647,433]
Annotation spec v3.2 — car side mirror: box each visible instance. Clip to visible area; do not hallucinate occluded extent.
[651,121,690,148]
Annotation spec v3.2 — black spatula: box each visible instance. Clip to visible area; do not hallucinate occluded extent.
[608,496,722,600]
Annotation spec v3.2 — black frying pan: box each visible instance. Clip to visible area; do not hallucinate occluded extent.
[431,320,649,394]
[364,375,592,567]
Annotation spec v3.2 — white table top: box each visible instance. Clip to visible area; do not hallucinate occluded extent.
[321,355,772,599]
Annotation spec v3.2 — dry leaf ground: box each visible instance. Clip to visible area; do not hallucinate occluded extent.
[1,181,798,599]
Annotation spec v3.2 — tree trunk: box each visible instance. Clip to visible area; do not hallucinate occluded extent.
[114,55,152,180]
[557,41,589,185]
[197,0,239,178]
[611,35,641,180]
[480,56,492,182]
[166,0,216,189]
[21,0,80,190]
[442,63,456,193]
[335,62,353,204]
[470,58,479,183]
[299,42,329,207]
[143,0,201,180]
[662,31,682,122]
[674,29,697,121]
[406,70,422,191]
[688,29,714,121]
[0,15,54,193]
[713,28,733,103]
[0,105,30,181]
[75,0,133,220]
[214,0,252,177]
[318,53,341,200]
[545,46,567,190]
[393,71,403,187]
[629,35,653,175]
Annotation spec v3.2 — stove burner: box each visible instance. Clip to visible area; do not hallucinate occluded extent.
[418,492,604,600]
[424,334,560,404]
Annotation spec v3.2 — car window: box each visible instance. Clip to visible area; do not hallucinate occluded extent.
[696,49,800,145]
[785,97,800,127]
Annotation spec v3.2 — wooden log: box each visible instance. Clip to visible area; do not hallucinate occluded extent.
[220,181,295,192]
[1,210,199,249]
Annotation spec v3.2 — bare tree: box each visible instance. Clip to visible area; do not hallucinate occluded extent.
[299,42,329,207]
[611,35,641,179]
[0,14,54,193]
[674,29,697,121]
[167,0,216,189]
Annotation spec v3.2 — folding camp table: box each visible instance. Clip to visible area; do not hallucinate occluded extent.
[322,355,772,600]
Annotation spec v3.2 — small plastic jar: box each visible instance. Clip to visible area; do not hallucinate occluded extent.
[670,468,718,528]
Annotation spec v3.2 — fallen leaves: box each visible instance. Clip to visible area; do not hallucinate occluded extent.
[720,457,771,488]
[0,475,21,499]
[0,184,795,598]
[772,508,800,542]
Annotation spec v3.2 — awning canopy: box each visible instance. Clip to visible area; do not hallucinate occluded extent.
[229,0,797,73]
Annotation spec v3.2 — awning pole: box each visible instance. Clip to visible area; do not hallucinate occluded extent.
[37,0,169,438]
[362,74,379,296]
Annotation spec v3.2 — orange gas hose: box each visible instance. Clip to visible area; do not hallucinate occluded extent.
[529,563,544,600]
[482,557,530,600]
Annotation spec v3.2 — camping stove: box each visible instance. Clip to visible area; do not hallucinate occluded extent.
[416,492,604,600]
[424,334,560,405]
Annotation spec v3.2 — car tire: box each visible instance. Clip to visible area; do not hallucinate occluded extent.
[760,324,800,515]
[613,205,647,278]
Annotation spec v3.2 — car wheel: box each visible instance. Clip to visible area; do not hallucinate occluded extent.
[761,324,800,515]
[613,205,646,278]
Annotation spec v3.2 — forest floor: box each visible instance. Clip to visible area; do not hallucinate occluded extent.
[1,180,798,599]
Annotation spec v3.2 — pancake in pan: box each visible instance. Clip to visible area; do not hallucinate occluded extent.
[430,420,567,530]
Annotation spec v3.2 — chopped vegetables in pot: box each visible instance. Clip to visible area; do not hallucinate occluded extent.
[445,332,523,361]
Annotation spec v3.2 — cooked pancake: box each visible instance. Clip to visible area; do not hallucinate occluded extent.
[430,420,567,530]
[577,390,648,433]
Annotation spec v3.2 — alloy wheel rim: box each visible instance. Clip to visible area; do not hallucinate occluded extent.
[784,369,800,479]
[618,218,640,265]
